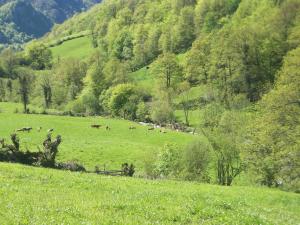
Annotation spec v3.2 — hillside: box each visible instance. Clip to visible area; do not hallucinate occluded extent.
[0,0,101,46]
[0,162,299,224]
[0,0,299,197]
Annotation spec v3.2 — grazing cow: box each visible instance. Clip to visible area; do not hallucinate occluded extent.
[91,125,101,129]
[160,130,167,134]
[106,126,111,131]
[129,126,136,130]
[16,127,32,133]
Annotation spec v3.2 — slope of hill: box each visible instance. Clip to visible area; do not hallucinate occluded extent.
[0,0,102,46]
[0,163,299,224]
[0,102,198,170]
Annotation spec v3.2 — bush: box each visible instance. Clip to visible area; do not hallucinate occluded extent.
[136,102,150,122]
[108,84,141,120]
[56,161,86,172]
[153,144,182,179]
[151,100,175,124]
[182,140,212,182]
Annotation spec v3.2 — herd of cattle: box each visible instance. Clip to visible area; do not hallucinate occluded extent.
[16,127,54,133]
[14,122,196,135]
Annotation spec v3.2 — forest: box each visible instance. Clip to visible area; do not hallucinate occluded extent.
[0,0,299,192]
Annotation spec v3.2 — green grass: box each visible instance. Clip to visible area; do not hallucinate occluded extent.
[175,109,203,127]
[0,102,197,171]
[130,66,155,91]
[0,162,299,224]
[50,36,95,60]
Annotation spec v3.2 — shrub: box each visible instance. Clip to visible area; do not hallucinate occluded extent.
[153,144,182,178]
[56,161,86,172]
[182,140,212,182]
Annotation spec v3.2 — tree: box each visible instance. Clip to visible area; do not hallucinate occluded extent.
[40,73,52,108]
[151,53,182,89]
[0,79,5,101]
[16,68,34,113]
[201,110,245,186]
[173,6,196,52]
[52,58,87,105]
[178,82,192,126]
[26,43,52,70]
[246,47,300,191]
[151,89,175,124]
[108,83,141,120]
[103,58,130,86]
[185,36,211,84]
[133,25,149,68]
[112,30,134,61]
[0,48,18,78]
[183,140,211,182]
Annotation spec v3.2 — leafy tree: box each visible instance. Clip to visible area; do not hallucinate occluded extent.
[26,43,52,70]
[103,58,130,86]
[108,83,141,120]
[185,35,211,84]
[16,68,34,113]
[178,82,192,126]
[151,53,182,89]
[0,48,18,78]
[173,6,196,52]
[112,30,134,61]
[183,140,212,182]
[39,72,52,108]
[151,89,175,124]
[201,111,245,186]
[246,47,300,191]
[133,25,149,68]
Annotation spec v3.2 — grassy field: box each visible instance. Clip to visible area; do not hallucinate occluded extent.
[50,36,95,60]
[0,102,198,172]
[0,162,299,224]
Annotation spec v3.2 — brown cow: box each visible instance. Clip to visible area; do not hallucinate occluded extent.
[91,125,101,129]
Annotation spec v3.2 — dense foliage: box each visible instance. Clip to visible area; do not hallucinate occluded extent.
[0,0,299,191]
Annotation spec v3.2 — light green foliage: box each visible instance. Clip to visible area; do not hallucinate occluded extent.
[152,143,182,178]
[245,46,300,191]
[15,67,35,113]
[183,140,212,182]
[185,36,211,84]
[51,58,87,106]
[25,42,52,70]
[151,90,175,124]
[151,53,182,89]
[0,48,18,78]
[103,58,130,86]
[108,83,141,119]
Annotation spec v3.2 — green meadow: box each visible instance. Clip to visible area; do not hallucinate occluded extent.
[50,36,94,60]
[0,163,299,224]
[0,102,197,171]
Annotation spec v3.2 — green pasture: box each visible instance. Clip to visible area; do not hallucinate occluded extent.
[0,102,197,171]
[0,163,299,224]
